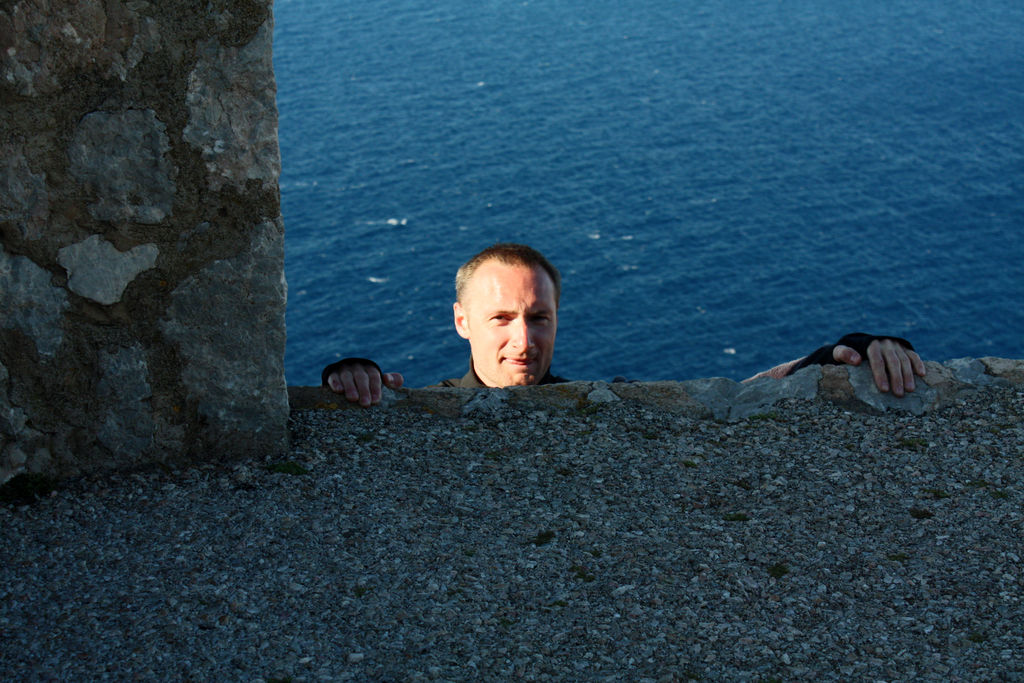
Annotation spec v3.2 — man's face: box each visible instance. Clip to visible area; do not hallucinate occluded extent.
[453,260,558,387]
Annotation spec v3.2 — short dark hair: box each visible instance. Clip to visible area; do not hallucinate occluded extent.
[455,243,561,306]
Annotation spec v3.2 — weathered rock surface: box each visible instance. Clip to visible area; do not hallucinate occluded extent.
[289,357,1024,421]
[1,0,287,482]
[67,109,176,224]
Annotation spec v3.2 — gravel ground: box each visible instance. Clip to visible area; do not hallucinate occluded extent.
[2,385,1023,681]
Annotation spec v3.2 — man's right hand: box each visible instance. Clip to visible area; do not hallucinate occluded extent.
[832,338,925,397]
[325,361,404,407]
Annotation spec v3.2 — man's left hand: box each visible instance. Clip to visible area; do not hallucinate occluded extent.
[833,338,926,397]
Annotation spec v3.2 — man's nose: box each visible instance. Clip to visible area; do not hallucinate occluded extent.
[510,318,533,348]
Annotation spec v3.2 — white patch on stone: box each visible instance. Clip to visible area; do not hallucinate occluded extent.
[61,23,81,43]
[57,235,159,305]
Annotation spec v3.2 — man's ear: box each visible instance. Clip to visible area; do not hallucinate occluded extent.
[453,301,471,340]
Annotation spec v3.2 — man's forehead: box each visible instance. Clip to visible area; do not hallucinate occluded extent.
[463,260,556,306]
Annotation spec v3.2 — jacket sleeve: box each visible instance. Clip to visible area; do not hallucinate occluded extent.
[785,333,915,376]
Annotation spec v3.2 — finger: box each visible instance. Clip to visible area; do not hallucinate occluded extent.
[832,345,862,366]
[383,372,405,389]
[895,346,917,394]
[909,350,927,377]
[366,370,383,405]
[339,371,361,404]
[866,341,891,393]
[881,341,907,397]
[352,368,375,407]
[327,371,344,393]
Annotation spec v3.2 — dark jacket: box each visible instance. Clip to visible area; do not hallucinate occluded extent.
[434,360,569,387]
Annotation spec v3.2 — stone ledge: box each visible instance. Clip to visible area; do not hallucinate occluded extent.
[288,357,1024,421]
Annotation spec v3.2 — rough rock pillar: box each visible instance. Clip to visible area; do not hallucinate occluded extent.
[1,0,289,479]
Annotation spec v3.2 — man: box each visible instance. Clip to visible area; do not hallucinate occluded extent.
[323,243,925,406]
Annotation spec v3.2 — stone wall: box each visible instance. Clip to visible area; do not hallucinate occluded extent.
[1,0,288,481]
[289,357,1024,421]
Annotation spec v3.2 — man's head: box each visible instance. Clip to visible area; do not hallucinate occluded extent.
[453,244,560,387]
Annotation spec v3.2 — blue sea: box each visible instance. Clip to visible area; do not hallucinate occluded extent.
[275,0,1024,388]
